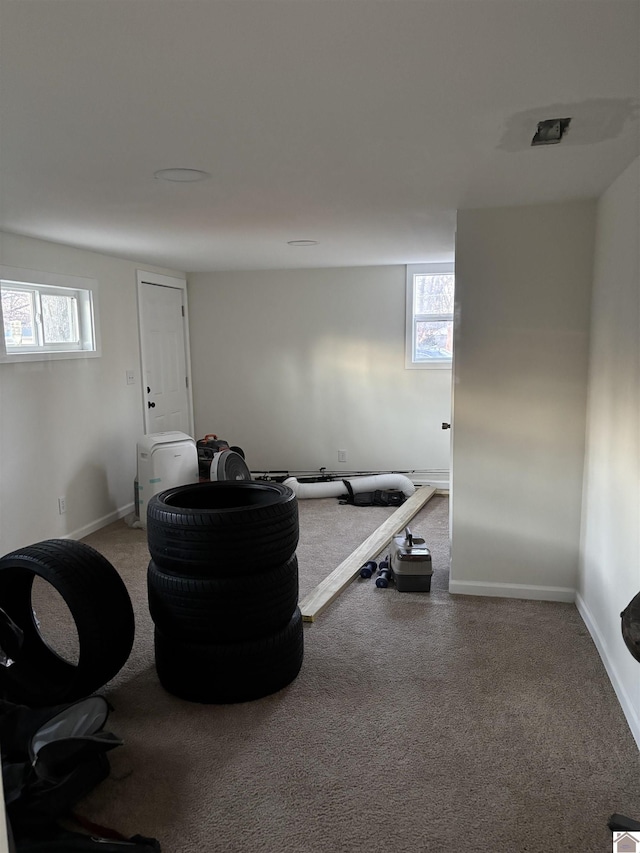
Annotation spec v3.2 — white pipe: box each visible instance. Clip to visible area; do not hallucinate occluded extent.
[283,474,416,500]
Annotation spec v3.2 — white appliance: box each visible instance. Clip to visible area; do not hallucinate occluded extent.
[137,431,198,528]
[209,449,251,482]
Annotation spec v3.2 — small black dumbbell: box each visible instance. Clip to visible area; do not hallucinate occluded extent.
[375,558,393,588]
[359,560,378,579]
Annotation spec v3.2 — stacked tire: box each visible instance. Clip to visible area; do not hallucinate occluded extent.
[146,481,303,703]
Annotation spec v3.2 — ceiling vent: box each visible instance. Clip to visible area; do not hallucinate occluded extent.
[531,117,572,146]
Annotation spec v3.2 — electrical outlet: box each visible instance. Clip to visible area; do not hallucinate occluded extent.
[338,450,347,463]
[126,370,135,385]
[58,496,67,515]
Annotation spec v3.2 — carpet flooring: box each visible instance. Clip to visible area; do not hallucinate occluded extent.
[32,493,640,852]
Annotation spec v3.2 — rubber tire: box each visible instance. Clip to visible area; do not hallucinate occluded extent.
[154,607,304,704]
[621,590,640,663]
[146,481,299,576]
[0,539,135,706]
[147,555,299,642]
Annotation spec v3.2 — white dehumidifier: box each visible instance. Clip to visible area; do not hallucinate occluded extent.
[137,431,198,528]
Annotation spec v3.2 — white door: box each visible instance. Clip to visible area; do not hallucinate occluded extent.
[137,273,193,436]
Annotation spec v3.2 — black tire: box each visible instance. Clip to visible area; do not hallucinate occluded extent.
[154,607,304,704]
[146,481,299,576]
[0,539,135,706]
[147,554,299,642]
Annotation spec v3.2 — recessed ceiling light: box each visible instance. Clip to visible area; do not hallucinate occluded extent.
[287,240,318,247]
[154,168,211,182]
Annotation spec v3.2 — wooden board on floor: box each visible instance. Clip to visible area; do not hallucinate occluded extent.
[299,486,437,623]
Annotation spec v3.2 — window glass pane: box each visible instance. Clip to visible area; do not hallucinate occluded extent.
[1,269,99,362]
[414,274,455,315]
[41,293,78,344]
[2,288,36,347]
[415,319,453,360]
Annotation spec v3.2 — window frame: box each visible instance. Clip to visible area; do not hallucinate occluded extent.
[405,262,455,370]
[0,267,100,363]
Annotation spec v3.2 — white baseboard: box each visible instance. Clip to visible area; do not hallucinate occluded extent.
[449,579,576,603]
[449,581,640,750]
[411,474,450,490]
[59,482,449,542]
[576,593,640,751]
[63,502,136,542]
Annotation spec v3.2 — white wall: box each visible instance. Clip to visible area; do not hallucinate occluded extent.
[577,156,640,748]
[450,201,596,600]
[187,266,452,480]
[0,231,183,553]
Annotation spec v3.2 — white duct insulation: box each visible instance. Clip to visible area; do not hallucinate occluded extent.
[283,474,416,500]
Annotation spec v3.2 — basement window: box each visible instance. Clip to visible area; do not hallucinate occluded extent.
[0,267,100,362]
[405,264,455,369]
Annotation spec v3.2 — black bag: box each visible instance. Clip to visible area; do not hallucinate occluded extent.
[1,694,122,834]
[1,695,162,851]
[340,480,406,507]
[15,828,161,852]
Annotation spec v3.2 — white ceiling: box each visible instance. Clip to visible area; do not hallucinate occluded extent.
[1,0,638,272]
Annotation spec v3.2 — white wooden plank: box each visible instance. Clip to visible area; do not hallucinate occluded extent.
[299,486,436,622]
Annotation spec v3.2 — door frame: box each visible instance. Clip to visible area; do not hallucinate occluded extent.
[136,270,194,437]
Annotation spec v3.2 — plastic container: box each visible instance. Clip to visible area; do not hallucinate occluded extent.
[389,529,433,592]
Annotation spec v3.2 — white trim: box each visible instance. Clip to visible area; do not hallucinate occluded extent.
[448,579,576,603]
[449,585,640,750]
[136,270,188,290]
[61,502,136,542]
[411,471,450,489]
[576,592,640,751]
[135,270,194,437]
[0,265,101,363]
[405,262,454,370]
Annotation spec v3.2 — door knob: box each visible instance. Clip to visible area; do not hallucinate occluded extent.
[442,422,450,430]
[147,386,151,394]
[148,401,156,409]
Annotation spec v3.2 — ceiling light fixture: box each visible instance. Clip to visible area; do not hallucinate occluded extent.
[531,117,572,146]
[153,168,211,182]
[287,240,318,247]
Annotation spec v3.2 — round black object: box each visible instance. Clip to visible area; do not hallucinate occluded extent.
[146,481,298,576]
[621,591,640,663]
[0,539,135,706]
[147,554,299,642]
[154,607,304,704]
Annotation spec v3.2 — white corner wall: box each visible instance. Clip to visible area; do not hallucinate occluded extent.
[187,266,452,480]
[577,156,640,748]
[450,201,596,601]
[0,231,184,553]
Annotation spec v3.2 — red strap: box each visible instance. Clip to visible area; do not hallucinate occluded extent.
[70,811,129,841]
